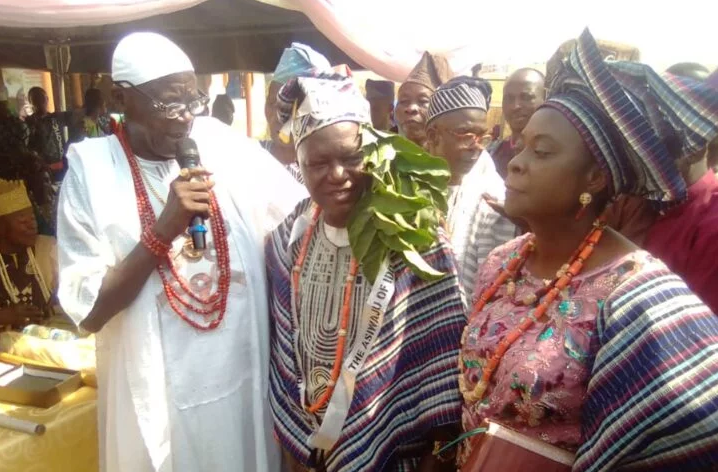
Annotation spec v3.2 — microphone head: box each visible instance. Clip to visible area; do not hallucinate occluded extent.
[176,137,200,168]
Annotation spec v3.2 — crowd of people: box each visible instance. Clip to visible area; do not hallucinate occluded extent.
[0,28,717,472]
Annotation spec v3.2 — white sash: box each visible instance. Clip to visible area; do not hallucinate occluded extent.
[304,258,396,450]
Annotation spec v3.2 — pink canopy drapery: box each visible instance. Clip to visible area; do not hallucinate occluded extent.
[285,0,487,81]
[259,0,716,81]
[0,0,207,27]
[0,0,714,78]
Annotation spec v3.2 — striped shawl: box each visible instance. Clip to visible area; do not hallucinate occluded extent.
[575,261,718,471]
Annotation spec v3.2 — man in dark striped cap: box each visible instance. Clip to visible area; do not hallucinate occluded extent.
[426,76,515,300]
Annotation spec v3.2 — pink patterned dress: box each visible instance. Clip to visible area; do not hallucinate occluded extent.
[460,234,650,456]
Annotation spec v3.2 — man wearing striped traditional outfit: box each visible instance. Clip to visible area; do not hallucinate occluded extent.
[425,77,515,301]
[266,73,465,471]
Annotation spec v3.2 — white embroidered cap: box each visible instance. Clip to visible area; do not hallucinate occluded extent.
[112,32,194,86]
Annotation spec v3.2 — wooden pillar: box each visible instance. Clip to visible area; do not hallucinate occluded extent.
[41,71,55,113]
[71,73,83,108]
[244,72,253,137]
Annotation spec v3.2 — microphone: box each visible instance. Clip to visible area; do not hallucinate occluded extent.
[176,137,207,250]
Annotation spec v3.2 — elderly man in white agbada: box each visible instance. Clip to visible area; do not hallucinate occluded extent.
[57,32,306,472]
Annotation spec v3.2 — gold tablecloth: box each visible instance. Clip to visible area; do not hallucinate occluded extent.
[0,387,98,472]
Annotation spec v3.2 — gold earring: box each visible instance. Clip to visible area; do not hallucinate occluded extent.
[575,192,592,220]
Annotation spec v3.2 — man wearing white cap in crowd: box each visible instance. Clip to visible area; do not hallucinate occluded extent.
[57,32,306,472]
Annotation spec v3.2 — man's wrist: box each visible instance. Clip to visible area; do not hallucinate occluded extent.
[141,227,172,258]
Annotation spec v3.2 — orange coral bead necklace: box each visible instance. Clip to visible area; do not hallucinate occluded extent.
[459,217,607,403]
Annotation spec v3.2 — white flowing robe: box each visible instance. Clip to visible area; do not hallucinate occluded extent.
[57,117,307,472]
[447,150,515,302]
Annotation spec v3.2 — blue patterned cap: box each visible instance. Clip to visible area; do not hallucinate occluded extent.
[272,43,332,85]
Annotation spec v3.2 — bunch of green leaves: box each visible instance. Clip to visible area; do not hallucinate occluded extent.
[347,126,451,283]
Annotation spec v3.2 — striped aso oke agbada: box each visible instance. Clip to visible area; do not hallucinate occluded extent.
[267,199,465,471]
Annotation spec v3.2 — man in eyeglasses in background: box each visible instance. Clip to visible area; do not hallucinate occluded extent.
[56,32,306,472]
[425,77,515,301]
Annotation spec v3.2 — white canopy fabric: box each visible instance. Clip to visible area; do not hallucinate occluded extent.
[0,0,207,27]
[0,0,714,78]
[260,0,716,81]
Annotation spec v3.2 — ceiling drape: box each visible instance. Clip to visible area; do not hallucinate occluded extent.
[0,0,714,77]
[0,0,208,27]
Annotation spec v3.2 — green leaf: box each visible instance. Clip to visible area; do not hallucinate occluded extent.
[405,173,448,214]
[363,143,380,170]
[372,211,404,235]
[352,224,378,262]
[396,174,413,196]
[379,154,393,176]
[387,134,430,155]
[414,207,439,229]
[377,142,397,162]
[393,150,450,175]
[427,186,449,213]
[410,172,447,197]
[348,126,451,282]
[370,187,431,214]
[401,250,445,281]
[362,238,387,284]
[348,196,375,260]
[361,126,380,148]
[371,128,393,140]
[411,173,450,193]
[399,228,435,248]
[370,170,387,184]
[382,162,395,187]
[393,213,416,231]
[377,232,416,253]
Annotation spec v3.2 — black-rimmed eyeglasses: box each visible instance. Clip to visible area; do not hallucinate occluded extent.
[114,80,210,120]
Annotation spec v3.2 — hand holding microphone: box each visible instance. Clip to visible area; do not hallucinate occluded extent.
[154,138,213,248]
